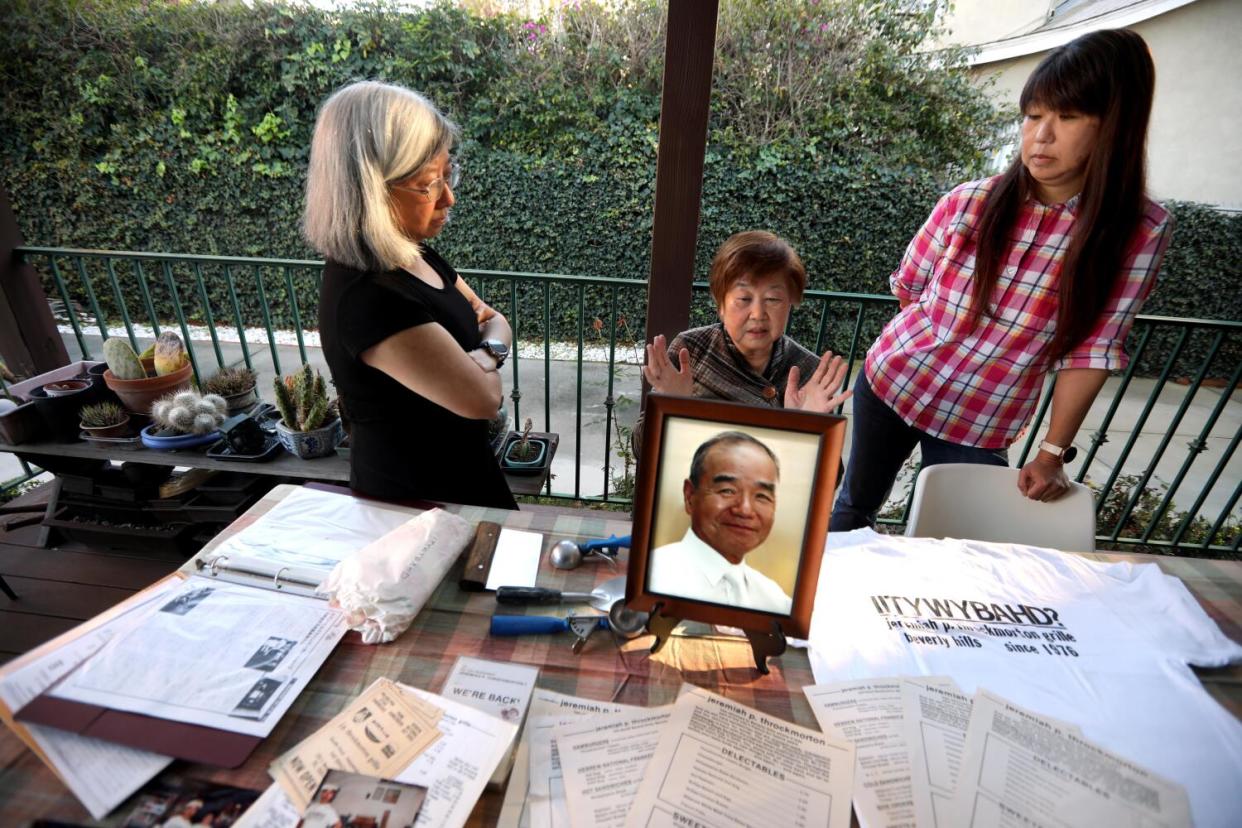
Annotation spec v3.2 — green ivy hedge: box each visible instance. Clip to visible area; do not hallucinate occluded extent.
[2,0,1238,376]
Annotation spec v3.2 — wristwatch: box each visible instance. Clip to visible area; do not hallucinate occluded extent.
[480,339,509,368]
[1038,440,1078,464]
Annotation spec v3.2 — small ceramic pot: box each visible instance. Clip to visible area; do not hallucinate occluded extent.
[140,424,222,451]
[42,379,91,397]
[222,385,260,414]
[503,436,549,470]
[29,384,105,441]
[275,417,343,459]
[80,416,131,439]
[86,361,109,381]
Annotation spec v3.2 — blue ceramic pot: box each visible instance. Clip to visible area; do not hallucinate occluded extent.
[274,417,343,459]
[140,424,222,451]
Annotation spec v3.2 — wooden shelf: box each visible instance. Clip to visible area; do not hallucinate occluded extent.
[2,430,561,496]
[2,437,350,482]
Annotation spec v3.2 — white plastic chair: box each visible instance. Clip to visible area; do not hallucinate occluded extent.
[904,463,1096,552]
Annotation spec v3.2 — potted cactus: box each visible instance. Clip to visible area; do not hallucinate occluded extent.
[102,333,193,414]
[202,366,260,414]
[140,390,227,450]
[273,364,342,459]
[500,417,551,474]
[78,401,131,439]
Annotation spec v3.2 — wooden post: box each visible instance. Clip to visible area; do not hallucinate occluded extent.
[643,0,719,357]
[0,186,67,378]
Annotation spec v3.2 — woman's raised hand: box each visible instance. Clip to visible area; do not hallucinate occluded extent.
[786,351,852,413]
[643,334,694,397]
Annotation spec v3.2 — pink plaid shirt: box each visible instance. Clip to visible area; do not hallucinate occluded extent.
[865,177,1172,450]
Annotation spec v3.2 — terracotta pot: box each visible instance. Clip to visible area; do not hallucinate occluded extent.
[104,362,194,415]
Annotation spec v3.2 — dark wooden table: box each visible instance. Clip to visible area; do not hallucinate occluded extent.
[0,487,1239,826]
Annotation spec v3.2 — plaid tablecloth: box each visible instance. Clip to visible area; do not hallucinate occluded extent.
[2,485,1239,825]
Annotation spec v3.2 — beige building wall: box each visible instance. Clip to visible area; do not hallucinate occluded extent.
[947,0,1242,210]
[938,0,1053,47]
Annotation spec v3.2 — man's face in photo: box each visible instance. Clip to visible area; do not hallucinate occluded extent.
[683,440,778,565]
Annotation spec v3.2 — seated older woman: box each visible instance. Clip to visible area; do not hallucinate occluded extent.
[642,231,851,418]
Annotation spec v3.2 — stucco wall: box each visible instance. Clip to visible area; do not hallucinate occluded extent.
[937,0,1052,49]
[965,0,1242,209]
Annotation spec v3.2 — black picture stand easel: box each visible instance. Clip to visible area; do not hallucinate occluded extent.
[644,602,788,675]
[743,621,787,675]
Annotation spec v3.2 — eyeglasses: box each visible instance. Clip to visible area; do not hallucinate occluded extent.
[391,162,461,203]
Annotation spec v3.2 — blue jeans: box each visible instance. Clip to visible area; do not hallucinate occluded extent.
[830,373,1009,531]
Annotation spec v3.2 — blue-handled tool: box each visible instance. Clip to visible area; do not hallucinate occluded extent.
[490,614,609,653]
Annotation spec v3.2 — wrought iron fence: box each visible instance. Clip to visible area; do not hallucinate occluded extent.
[5,246,1239,557]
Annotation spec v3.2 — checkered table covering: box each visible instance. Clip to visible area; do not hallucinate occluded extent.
[1,485,1238,825]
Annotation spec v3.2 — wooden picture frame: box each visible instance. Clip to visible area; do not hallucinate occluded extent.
[625,394,846,640]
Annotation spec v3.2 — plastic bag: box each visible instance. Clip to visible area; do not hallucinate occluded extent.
[318,508,474,644]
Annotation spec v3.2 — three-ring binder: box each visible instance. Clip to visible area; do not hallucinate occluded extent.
[194,555,324,594]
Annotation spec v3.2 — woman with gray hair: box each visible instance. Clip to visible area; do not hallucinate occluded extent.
[309,81,516,508]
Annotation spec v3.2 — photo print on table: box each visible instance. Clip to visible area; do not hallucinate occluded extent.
[297,769,428,828]
[159,587,214,616]
[244,637,298,672]
[625,395,845,639]
[231,677,284,718]
[120,774,260,828]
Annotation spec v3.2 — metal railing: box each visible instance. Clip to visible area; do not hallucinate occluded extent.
[5,246,1239,556]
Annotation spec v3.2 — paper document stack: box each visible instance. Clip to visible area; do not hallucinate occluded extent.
[502,685,856,828]
[43,576,348,739]
[271,677,445,810]
[236,678,520,828]
[0,577,184,819]
[804,677,1193,828]
[0,486,413,820]
[3,572,347,815]
[438,655,539,787]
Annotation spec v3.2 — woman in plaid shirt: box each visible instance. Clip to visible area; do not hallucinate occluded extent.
[830,29,1173,532]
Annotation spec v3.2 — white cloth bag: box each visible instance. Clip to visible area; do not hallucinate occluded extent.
[318,508,474,644]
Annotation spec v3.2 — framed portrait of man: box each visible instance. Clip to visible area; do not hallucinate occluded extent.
[625,394,846,639]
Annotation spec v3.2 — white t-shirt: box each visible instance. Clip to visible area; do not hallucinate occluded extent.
[300,802,342,828]
[808,529,1242,828]
[648,528,792,615]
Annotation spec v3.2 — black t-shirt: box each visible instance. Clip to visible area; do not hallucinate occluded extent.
[318,247,516,509]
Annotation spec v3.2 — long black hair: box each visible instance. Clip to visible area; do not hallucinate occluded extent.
[970,29,1156,363]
